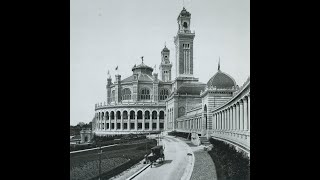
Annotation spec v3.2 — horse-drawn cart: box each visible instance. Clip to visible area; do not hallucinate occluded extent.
[145,145,165,167]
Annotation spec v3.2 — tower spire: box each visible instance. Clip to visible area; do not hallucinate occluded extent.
[218,56,220,71]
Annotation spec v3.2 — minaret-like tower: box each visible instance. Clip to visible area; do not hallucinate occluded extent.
[106,70,112,104]
[174,7,195,78]
[159,45,172,82]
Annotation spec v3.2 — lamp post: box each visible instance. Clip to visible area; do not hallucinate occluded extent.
[98,141,102,180]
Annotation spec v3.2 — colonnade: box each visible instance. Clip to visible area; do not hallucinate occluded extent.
[95,110,165,132]
[212,95,250,132]
[177,116,202,131]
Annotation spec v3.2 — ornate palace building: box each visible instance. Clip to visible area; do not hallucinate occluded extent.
[92,7,250,154]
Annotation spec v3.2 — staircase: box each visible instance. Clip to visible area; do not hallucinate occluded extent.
[199,136,211,146]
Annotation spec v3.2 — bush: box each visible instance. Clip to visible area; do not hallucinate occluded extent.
[208,138,250,180]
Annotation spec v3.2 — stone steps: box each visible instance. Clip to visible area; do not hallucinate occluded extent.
[199,136,211,145]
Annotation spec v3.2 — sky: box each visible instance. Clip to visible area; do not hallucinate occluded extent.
[70,0,250,126]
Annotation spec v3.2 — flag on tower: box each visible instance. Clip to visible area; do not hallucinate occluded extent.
[115,66,118,70]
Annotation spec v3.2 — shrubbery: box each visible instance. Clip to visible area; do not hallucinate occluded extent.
[208,138,250,180]
[70,139,157,180]
[70,134,148,152]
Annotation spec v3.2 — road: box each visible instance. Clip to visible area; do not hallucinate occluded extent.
[133,135,194,180]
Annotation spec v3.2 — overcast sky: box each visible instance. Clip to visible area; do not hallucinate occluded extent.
[70,0,250,126]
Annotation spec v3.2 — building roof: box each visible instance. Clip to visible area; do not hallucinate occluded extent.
[176,82,206,95]
[132,62,153,71]
[162,46,169,52]
[178,7,191,19]
[207,70,236,89]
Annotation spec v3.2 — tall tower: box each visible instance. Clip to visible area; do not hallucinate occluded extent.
[174,7,195,78]
[159,45,172,82]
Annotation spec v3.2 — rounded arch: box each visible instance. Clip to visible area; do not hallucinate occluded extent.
[140,87,151,100]
[110,111,115,120]
[111,90,115,102]
[121,88,131,100]
[152,111,157,119]
[129,110,135,119]
[137,110,143,119]
[116,110,121,119]
[105,111,109,120]
[159,110,165,119]
[101,112,104,120]
[123,110,128,119]
[145,110,150,119]
[159,88,170,100]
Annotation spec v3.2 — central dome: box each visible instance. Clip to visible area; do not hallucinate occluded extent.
[132,62,153,75]
[207,70,236,89]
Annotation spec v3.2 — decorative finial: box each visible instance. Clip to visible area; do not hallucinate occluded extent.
[218,56,220,71]
[141,56,144,63]
[165,41,166,47]
[107,70,110,75]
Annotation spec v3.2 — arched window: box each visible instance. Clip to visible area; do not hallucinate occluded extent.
[152,111,157,119]
[145,111,150,119]
[159,88,169,100]
[111,90,115,102]
[130,111,135,119]
[159,111,164,119]
[178,107,185,117]
[140,88,150,100]
[121,88,131,100]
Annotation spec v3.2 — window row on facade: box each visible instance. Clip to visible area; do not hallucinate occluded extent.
[96,122,164,131]
[111,88,170,101]
[96,110,165,121]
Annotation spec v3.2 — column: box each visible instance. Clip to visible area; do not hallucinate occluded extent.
[142,114,145,131]
[225,109,229,130]
[135,114,138,131]
[218,112,220,130]
[230,107,233,130]
[235,104,239,130]
[157,113,160,131]
[228,108,231,130]
[239,101,244,131]
[222,110,226,130]
[243,98,248,131]
[109,115,111,131]
[121,112,123,130]
[248,95,250,131]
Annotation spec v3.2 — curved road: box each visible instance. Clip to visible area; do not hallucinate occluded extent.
[133,135,193,180]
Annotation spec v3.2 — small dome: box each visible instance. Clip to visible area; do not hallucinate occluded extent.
[179,7,191,17]
[207,70,236,89]
[162,46,169,52]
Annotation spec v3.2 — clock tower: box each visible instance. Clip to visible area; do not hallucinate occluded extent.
[174,7,195,78]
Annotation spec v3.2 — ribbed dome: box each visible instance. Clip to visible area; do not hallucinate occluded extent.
[132,62,153,75]
[207,70,236,89]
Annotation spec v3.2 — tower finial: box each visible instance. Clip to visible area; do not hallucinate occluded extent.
[141,56,144,64]
[165,41,166,47]
[218,56,220,71]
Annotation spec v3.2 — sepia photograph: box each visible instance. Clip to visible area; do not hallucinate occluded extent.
[70,0,250,179]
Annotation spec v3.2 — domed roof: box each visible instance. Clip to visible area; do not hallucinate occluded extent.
[162,46,169,52]
[179,7,191,17]
[132,62,153,71]
[207,70,236,89]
